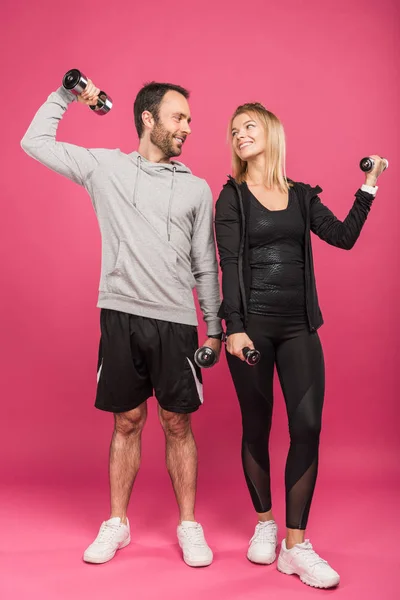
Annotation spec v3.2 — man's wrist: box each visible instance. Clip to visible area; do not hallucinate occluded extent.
[207,332,224,340]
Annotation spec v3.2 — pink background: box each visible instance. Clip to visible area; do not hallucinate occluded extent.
[1,0,399,598]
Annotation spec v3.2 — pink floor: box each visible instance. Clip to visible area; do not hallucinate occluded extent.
[1,477,398,600]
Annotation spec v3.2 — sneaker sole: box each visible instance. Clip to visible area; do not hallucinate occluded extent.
[247,550,276,565]
[277,557,340,589]
[182,555,213,568]
[178,537,213,568]
[83,536,131,564]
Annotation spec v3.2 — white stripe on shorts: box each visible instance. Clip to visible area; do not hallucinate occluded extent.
[186,357,204,404]
[97,359,103,384]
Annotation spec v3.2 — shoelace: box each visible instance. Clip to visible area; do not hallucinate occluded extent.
[184,525,207,547]
[250,522,277,545]
[97,522,120,544]
[294,541,328,569]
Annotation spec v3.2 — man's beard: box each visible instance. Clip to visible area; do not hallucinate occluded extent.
[150,119,181,158]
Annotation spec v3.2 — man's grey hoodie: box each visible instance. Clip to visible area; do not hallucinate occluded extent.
[21,87,221,335]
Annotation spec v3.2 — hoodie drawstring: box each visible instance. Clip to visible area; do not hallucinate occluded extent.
[133,155,176,242]
[167,166,176,242]
[133,155,142,207]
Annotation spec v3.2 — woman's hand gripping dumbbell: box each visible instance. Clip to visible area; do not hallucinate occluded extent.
[359,156,388,174]
[359,155,388,187]
[225,332,261,365]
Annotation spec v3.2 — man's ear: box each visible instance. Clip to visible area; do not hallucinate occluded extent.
[141,110,154,131]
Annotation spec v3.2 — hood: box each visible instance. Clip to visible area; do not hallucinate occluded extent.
[226,175,322,198]
[129,151,192,174]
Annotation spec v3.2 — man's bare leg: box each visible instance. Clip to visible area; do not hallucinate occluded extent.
[109,402,148,523]
[158,407,197,522]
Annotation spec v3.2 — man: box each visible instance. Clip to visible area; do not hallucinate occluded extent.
[21,77,222,567]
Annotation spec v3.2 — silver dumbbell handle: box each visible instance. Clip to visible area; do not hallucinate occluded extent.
[62,69,112,116]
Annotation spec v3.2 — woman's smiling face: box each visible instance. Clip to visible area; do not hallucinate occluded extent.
[231,112,267,161]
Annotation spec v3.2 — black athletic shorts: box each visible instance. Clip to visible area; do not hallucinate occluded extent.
[95,309,203,414]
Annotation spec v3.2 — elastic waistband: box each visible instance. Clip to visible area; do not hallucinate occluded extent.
[97,292,198,327]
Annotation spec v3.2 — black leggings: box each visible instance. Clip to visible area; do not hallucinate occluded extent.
[226,313,325,530]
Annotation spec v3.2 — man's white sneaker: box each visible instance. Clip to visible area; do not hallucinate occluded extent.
[177,521,213,567]
[83,517,131,564]
[247,520,278,564]
[277,539,340,588]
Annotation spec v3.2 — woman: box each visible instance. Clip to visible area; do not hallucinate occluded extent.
[214,102,386,589]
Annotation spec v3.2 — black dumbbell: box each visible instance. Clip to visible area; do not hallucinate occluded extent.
[359,157,388,172]
[243,347,261,365]
[194,346,217,368]
[194,345,261,368]
[62,69,112,115]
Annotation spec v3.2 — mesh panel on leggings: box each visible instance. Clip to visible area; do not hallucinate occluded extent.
[285,382,322,529]
[286,455,318,529]
[242,439,272,513]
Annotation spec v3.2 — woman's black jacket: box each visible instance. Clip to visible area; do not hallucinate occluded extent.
[214,177,375,335]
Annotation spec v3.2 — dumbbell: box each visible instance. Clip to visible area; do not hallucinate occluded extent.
[194,346,217,368]
[359,157,389,172]
[194,345,261,369]
[62,69,112,115]
[243,347,261,366]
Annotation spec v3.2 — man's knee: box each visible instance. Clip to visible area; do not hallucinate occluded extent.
[158,408,191,440]
[114,404,147,436]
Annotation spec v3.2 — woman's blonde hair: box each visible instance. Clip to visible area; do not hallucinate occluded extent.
[230,102,290,193]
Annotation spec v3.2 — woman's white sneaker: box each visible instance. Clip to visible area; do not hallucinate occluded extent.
[247,520,278,564]
[177,521,213,567]
[83,517,131,564]
[277,539,340,588]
